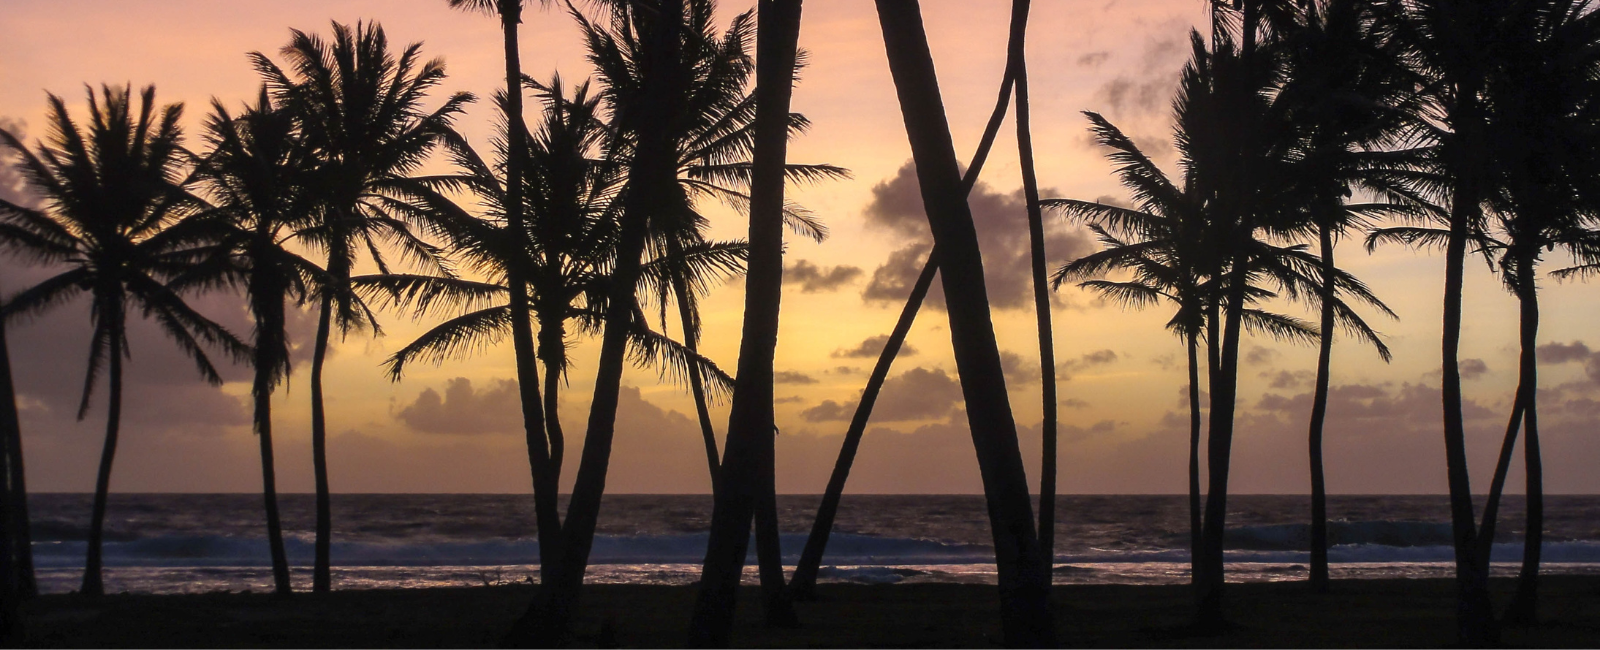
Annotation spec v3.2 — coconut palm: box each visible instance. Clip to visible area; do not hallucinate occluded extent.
[0,85,250,596]
[0,268,26,640]
[251,21,471,592]
[183,90,328,596]
[874,2,1055,645]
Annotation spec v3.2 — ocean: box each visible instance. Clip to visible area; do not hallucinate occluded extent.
[23,493,1600,594]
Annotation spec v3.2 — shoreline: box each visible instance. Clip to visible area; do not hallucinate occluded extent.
[16,575,1600,647]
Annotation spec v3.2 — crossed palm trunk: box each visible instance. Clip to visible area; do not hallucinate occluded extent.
[873,1,1055,645]
[790,0,1047,599]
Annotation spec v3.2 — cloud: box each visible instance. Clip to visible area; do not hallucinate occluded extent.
[774,395,806,404]
[395,377,523,435]
[1091,34,1186,117]
[784,259,863,293]
[1061,398,1091,409]
[1244,345,1278,367]
[1058,349,1118,379]
[832,334,917,359]
[1264,369,1315,389]
[858,162,1094,312]
[1000,350,1042,385]
[799,366,963,424]
[1077,51,1111,67]
[774,370,818,385]
[1538,340,1600,383]
[1459,358,1489,381]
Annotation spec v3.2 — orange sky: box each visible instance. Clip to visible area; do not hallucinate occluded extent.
[1,0,1596,494]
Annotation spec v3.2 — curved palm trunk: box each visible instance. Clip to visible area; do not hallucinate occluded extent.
[1504,252,1543,626]
[1010,0,1058,568]
[1307,224,1336,593]
[687,2,805,644]
[1186,331,1202,586]
[0,310,34,600]
[503,5,685,645]
[310,291,334,593]
[789,0,1021,602]
[1440,169,1496,645]
[81,311,124,598]
[498,2,563,587]
[538,314,565,477]
[253,337,292,596]
[672,278,722,497]
[874,2,1054,645]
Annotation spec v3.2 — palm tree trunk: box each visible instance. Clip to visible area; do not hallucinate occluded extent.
[1186,331,1202,587]
[673,267,722,496]
[1307,224,1336,593]
[538,314,565,477]
[873,2,1054,645]
[1440,164,1496,646]
[82,312,124,598]
[686,1,805,644]
[310,290,334,593]
[0,309,34,599]
[1504,252,1543,626]
[498,1,563,586]
[789,0,1020,602]
[504,4,686,645]
[253,341,292,596]
[1197,266,1248,627]
[1010,0,1057,568]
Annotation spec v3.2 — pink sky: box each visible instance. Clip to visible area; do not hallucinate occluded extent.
[1,0,1596,494]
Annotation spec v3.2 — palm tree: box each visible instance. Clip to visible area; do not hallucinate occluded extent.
[185,90,328,596]
[0,272,27,640]
[789,0,1029,602]
[686,0,806,643]
[1368,1,1537,641]
[0,85,249,596]
[252,22,471,592]
[874,2,1055,645]
[1273,0,1408,592]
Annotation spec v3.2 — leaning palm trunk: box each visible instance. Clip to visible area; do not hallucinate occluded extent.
[251,319,292,596]
[0,308,33,600]
[1307,224,1336,592]
[685,1,806,645]
[1009,0,1057,565]
[673,275,722,496]
[1503,252,1543,625]
[789,0,1022,601]
[1185,331,1202,586]
[874,1,1054,645]
[502,4,686,645]
[309,291,334,592]
[82,306,125,598]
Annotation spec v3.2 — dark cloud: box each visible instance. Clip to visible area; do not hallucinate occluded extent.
[829,365,862,375]
[801,399,852,422]
[1244,345,1278,367]
[1090,35,1186,117]
[774,370,818,385]
[859,162,1094,312]
[1459,358,1489,381]
[1538,340,1600,383]
[1061,398,1091,409]
[1000,350,1041,385]
[784,259,863,293]
[395,377,523,435]
[800,366,963,424]
[774,395,806,404]
[832,334,917,359]
[1077,51,1111,67]
[1255,382,1496,422]
[1264,369,1315,389]
[1058,349,1118,379]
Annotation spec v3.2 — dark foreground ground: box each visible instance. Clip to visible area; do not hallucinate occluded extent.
[14,576,1600,647]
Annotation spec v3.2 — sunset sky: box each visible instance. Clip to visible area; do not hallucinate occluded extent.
[1,0,1596,495]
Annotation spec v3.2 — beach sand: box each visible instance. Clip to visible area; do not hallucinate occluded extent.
[14,576,1600,647]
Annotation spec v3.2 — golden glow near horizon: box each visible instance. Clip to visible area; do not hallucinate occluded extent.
[1,0,1596,495]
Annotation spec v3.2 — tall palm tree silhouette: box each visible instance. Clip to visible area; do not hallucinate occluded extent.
[252,21,471,592]
[185,90,327,596]
[0,86,249,597]
[874,1,1055,645]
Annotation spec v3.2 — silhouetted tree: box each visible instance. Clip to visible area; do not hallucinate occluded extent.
[0,86,249,596]
[186,90,327,596]
[253,22,470,592]
[0,269,26,640]
[685,0,806,644]
[874,0,1054,645]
